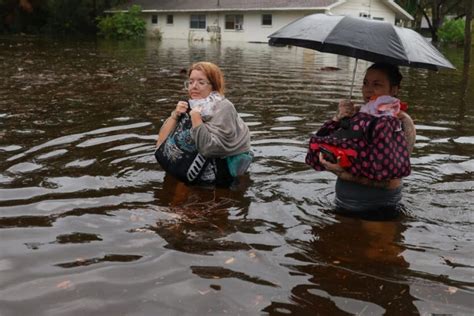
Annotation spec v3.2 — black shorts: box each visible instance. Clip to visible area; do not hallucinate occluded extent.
[335,178,402,220]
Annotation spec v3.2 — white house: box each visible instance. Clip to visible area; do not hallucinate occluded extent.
[109,0,413,42]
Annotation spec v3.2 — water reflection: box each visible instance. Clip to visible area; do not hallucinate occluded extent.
[149,174,255,254]
[275,216,415,314]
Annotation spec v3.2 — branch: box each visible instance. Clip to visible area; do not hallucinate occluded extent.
[418,4,433,30]
[444,0,463,15]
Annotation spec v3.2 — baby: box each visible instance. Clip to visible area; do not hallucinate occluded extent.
[188,91,224,120]
[359,95,401,117]
[306,95,407,173]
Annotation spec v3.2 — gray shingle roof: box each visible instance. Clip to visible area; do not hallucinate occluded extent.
[117,0,338,11]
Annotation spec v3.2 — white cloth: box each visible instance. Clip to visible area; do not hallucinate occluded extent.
[359,95,400,117]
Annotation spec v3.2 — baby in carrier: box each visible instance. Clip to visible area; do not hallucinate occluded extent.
[359,95,402,117]
[306,95,410,181]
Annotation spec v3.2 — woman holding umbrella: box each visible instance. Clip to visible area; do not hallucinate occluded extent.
[269,14,453,217]
[308,63,416,218]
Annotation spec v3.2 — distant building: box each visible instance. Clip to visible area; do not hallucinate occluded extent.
[108,0,414,42]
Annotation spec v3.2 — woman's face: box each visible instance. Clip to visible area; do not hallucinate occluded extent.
[362,69,399,102]
[187,70,213,100]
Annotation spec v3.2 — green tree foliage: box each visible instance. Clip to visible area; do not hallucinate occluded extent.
[45,0,97,34]
[0,0,128,35]
[438,18,465,45]
[97,5,146,39]
[397,0,468,42]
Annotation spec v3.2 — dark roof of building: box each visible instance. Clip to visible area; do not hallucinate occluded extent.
[109,0,413,21]
[114,0,338,11]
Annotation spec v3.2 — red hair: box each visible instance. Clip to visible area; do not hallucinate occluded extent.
[188,62,225,95]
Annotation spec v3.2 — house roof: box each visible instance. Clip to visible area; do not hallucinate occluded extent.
[113,0,339,12]
[111,0,413,21]
[380,0,413,20]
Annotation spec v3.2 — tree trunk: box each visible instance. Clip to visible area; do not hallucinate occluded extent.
[431,0,441,43]
[419,4,436,40]
[464,0,473,68]
[463,0,473,99]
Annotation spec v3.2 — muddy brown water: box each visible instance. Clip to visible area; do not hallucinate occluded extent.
[0,36,473,315]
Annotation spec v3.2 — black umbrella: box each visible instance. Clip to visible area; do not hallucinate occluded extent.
[268,14,454,96]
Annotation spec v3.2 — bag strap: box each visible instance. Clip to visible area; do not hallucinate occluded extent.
[365,116,379,144]
[332,117,364,139]
[186,153,209,183]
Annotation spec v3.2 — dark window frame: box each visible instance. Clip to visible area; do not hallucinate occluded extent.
[225,14,244,30]
[262,14,272,26]
[190,14,206,29]
[151,15,158,24]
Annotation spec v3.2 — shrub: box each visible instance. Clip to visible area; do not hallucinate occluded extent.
[97,5,146,39]
[438,18,465,46]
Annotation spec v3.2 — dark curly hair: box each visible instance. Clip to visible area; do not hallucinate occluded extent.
[367,63,403,88]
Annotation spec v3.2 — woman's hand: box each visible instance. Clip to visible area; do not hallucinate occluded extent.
[319,152,345,177]
[334,99,356,121]
[189,105,202,117]
[189,106,203,128]
[319,152,400,189]
[156,101,188,147]
[172,101,189,119]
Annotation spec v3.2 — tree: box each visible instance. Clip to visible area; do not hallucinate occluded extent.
[0,0,128,34]
[97,4,146,39]
[464,0,473,69]
[398,0,468,42]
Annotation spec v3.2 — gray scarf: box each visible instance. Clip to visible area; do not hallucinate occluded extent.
[191,97,250,158]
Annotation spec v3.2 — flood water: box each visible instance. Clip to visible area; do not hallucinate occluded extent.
[0,36,473,315]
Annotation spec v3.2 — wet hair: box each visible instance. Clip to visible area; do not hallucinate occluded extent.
[367,63,403,88]
[188,61,225,95]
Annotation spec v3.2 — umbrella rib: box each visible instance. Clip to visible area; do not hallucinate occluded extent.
[320,16,347,47]
[391,26,411,66]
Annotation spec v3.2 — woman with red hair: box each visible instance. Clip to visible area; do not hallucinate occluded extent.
[156,62,251,187]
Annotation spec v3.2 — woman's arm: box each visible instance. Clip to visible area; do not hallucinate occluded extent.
[317,100,357,136]
[319,153,401,190]
[316,109,411,190]
[156,101,189,147]
[398,111,416,154]
[156,112,179,147]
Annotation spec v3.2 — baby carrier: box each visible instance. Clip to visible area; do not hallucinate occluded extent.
[306,112,411,181]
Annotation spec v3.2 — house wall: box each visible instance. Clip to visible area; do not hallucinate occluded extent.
[143,10,323,42]
[142,0,399,42]
[331,0,396,24]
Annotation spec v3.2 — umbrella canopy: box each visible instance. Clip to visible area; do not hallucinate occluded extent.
[268,14,455,70]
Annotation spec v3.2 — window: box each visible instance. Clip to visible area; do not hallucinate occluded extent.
[262,14,272,26]
[373,17,384,21]
[167,14,174,24]
[190,14,206,29]
[151,15,158,24]
[225,15,243,30]
[359,12,371,19]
